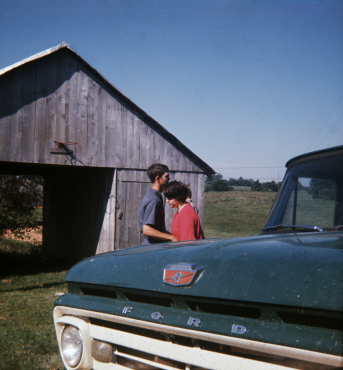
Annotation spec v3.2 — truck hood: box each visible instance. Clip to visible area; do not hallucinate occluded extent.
[66,232,343,311]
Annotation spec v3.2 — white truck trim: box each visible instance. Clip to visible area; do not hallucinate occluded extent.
[53,306,342,370]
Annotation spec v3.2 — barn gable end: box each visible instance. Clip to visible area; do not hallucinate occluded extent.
[0,45,212,174]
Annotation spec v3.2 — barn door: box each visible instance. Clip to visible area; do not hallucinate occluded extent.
[115,170,152,249]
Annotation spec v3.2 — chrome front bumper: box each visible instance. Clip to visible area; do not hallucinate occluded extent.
[53,306,342,370]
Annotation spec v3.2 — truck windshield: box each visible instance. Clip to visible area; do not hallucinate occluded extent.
[263,153,343,233]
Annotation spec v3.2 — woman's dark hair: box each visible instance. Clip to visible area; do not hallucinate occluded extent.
[163,181,189,202]
[147,163,169,183]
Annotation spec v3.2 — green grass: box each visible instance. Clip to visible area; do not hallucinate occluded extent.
[204,191,276,239]
[0,239,73,370]
[231,186,251,191]
[34,207,43,221]
[0,192,275,369]
[283,190,336,227]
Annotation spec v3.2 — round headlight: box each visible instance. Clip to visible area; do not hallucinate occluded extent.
[61,325,83,367]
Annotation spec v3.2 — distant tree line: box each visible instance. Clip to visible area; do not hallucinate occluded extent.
[299,178,337,201]
[205,174,281,193]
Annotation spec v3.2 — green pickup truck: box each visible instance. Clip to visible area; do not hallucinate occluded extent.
[53,146,343,370]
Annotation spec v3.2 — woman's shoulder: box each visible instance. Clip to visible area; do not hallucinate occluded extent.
[180,203,198,217]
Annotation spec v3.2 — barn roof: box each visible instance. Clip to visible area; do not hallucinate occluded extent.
[0,42,215,177]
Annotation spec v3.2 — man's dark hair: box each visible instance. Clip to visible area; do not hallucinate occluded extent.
[147,163,169,183]
[163,181,189,202]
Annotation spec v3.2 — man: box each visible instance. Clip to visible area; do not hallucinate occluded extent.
[139,164,178,245]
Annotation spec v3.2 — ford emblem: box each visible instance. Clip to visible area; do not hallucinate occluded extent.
[163,263,206,286]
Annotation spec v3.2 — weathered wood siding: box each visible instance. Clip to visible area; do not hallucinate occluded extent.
[96,169,116,255]
[0,48,203,173]
[114,169,151,249]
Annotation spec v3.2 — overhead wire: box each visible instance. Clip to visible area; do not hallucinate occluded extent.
[221,178,281,181]
[305,92,343,151]
[314,110,343,150]
[214,166,284,169]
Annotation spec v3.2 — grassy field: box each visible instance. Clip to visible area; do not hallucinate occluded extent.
[0,191,276,369]
[0,239,73,370]
[231,186,251,191]
[283,190,336,227]
[204,191,276,238]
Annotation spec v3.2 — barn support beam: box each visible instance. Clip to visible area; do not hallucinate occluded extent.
[96,168,117,254]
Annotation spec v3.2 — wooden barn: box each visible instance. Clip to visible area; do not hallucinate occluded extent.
[0,42,214,261]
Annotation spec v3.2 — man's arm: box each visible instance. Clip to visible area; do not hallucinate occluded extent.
[142,225,178,242]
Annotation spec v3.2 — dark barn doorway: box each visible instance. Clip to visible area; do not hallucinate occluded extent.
[0,162,114,261]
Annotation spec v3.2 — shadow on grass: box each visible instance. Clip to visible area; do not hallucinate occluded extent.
[1,281,67,292]
[0,238,75,278]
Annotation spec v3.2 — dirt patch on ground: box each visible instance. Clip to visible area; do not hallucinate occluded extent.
[2,227,42,243]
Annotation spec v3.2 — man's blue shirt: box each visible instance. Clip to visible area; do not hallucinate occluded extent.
[138,189,165,245]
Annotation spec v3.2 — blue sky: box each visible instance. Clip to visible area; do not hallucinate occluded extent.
[1,0,342,181]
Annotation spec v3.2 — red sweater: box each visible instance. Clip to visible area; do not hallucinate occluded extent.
[171,203,205,241]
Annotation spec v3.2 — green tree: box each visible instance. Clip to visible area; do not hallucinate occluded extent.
[211,179,233,192]
[205,183,213,192]
[252,180,263,192]
[262,181,278,192]
[309,178,336,200]
[0,175,43,236]
[205,173,223,184]
[227,177,255,187]
[205,173,225,192]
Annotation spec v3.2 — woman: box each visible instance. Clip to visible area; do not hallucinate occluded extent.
[163,181,204,241]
